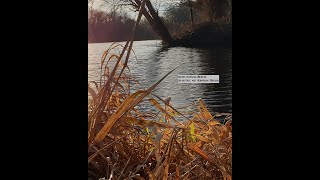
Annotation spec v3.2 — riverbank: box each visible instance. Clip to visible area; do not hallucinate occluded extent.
[89,6,232,178]
[88,41,232,180]
[172,23,232,48]
[89,22,232,48]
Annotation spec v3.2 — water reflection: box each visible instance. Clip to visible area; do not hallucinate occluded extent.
[88,40,232,113]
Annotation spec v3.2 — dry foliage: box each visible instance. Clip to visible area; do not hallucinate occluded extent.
[88,1,232,179]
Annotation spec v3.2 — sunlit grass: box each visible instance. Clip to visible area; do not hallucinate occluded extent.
[88,1,232,179]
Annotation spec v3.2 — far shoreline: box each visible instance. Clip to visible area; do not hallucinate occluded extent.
[88,38,160,44]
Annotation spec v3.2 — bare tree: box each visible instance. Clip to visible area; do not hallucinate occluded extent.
[194,0,230,22]
[101,0,174,45]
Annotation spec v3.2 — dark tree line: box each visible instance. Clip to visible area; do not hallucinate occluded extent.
[88,0,231,43]
[88,9,157,43]
[193,0,232,23]
[163,0,231,37]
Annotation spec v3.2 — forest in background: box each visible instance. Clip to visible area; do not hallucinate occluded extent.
[88,0,232,43]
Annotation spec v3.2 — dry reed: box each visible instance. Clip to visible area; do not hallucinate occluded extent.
[88,1,232,179]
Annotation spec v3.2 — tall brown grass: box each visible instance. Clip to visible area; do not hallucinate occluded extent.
[88,1,232,179]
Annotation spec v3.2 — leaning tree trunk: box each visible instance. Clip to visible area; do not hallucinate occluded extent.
[188,0,194,27]
[134,0,174,46]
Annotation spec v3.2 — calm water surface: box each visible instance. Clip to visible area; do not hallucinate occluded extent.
[88,40,232,114]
